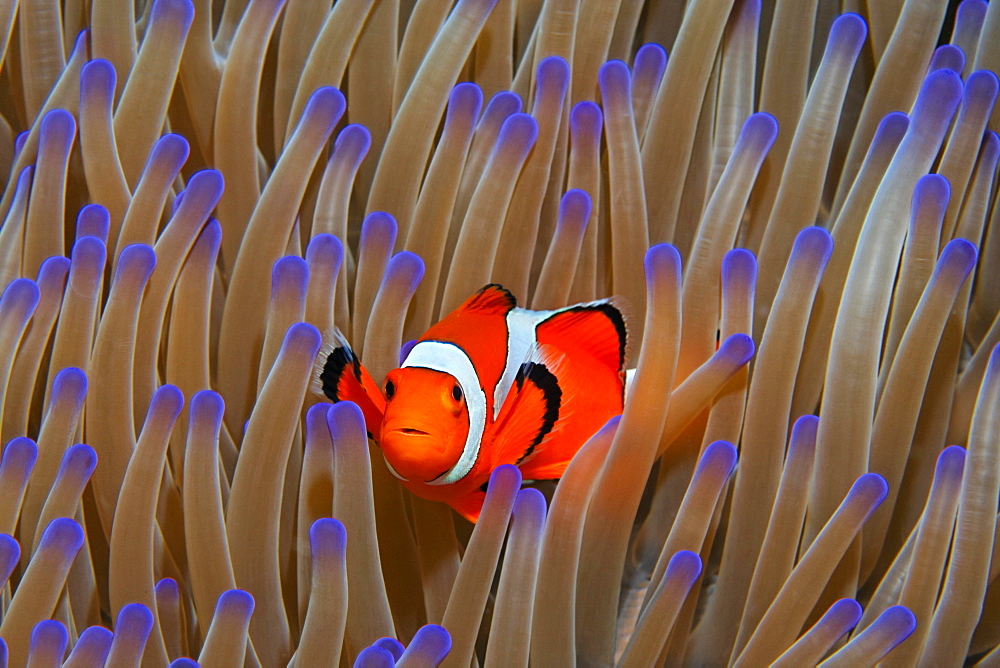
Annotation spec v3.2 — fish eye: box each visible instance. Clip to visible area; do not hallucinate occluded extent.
[452,385,463,402]
[385,380,395,399]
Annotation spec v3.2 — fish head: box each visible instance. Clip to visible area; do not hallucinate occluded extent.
[379,366,471,483]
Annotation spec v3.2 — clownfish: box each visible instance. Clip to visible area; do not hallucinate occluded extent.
[312,284,627,522]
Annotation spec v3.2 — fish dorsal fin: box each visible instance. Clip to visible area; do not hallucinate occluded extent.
[457,284,517,316]
[312,328,386,439]
[535,302,628,373]
[490,345,563,468]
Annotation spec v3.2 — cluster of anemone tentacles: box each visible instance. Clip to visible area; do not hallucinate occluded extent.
[0,0,999,665]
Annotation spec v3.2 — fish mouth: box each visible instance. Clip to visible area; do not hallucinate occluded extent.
[381,421,450,483]
[382,418,437,438]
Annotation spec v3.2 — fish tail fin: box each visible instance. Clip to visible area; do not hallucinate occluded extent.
[311,328,386,439]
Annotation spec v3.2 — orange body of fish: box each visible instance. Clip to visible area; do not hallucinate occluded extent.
[313,284,627,522]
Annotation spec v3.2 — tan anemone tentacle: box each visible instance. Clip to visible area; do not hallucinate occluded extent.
[1,256,67,442]
[329,401,395,659]
[85,244,156,533]
[440,465,521,668]
[295,518,349,666]
[576,244,681,665]
[227,324,321,665]
[198,590,254,668]
[483,488,547,667]
[108,384,184,666]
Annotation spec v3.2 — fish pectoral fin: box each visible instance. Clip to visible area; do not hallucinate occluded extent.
[450,491,486,523]
[312,328,386,440]
[535,301,628,374]
[516,459,571,482]
[490,349,563,468]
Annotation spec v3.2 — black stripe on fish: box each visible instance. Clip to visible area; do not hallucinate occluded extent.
[318,345,362,401]
[514,360,562,464]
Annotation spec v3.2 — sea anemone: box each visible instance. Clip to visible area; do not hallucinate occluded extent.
[0,0,998,665]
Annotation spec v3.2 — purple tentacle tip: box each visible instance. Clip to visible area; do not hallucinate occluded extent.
[29,619,68,658]
[374,636,405,660]
[633,43,667,79]
[1,278,40,319]
[719,333,755,366]
[488,463,522,491]
[216,589,255,617]
[536,56,570,93]
[828,13,867,52]
[80,59,116,98]
[823,598,863,631]
[283,322,322,359]
[939,238,978,277]
[644,243,681,279]
[481,91,522,125]
[115,244,157,284]
[850,473,889,510]
[740,112,778,152]
[151,0,195,28]
[401,624,452,664]
[560,189,592,222]
[190,390,224,422]
[306,234,344,265]
[354,646,396,667]
[571,101,603,135]
[514,486,548,519]
[935,445,966,480]
[76,204,111,243]
[302,87,347,132]
[62,443,98,479]
[929,45,965,75]
[40,109,76,146]
[169,658,200,667]
[183,168,226,205]
[665,549,703,584]
[792,227,834,266]
[700,440,738,479]
[116,602,155,638]
[155,577,180,599]
[68,626,113,664]
[361,211,398,242]
[272,255,309,294]
[3,437,38,479]
[862,605,917,649]
[306,402,332,434]
[387,251,426,289]
[448,83,484,123]
[309,517,348,558]
[721,248,758,285]
[598,60,632,100]
[497,113,539,156]
[789,414,819,445]
[328,399,367,440]
[334,124,372,158]
[0,534,20,581]
[149,384,185,422]
[38,517,84,556]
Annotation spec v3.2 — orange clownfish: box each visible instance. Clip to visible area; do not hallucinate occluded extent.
[312,284,627,522]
